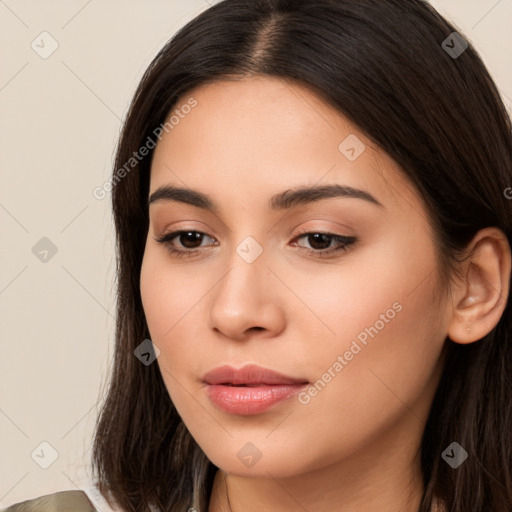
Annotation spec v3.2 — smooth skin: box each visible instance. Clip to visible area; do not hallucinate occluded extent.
[140,75,510,512]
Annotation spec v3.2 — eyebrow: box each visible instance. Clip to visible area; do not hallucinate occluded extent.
[147,183,383,211]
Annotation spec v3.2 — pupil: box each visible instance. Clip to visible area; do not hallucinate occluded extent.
[181,231,202,248]
[309,233,331,250]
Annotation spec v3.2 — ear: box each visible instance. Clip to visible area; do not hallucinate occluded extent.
[447,227,511,344]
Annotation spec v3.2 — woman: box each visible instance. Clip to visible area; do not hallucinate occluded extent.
[4,0,511,510]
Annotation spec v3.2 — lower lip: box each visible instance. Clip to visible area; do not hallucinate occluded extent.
[205,383,307,415]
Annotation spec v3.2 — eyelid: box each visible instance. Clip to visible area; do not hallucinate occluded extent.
[292,225,351,237]
[155,221,217,242]
[292,219,355,236]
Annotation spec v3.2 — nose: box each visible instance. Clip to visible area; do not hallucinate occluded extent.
[208,248,286,342]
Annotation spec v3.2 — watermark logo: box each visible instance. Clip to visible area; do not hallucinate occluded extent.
[134,338,160,366]
[338,134,366,161]
[441,442,468,468]
[31,441,59,469]
[237,442,262,468]
[441,32,468,59]
[236,236,263,263]
[31,31,59,59]
[32,237,58,263]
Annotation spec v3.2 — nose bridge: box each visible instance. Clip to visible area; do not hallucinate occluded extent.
[208,233,283,338]
[217,234,269,307]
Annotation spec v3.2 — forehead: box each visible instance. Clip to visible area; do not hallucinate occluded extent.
[149,75,421,218]
[156,75,355,160]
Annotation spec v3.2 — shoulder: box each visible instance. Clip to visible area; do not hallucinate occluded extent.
[0,490,97,511]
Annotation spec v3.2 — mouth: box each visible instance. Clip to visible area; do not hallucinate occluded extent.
[202,363,309,387]
[219,383,272,387]
[202,364,309,415]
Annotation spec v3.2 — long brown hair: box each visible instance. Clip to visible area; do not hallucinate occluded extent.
[91,1,512,510]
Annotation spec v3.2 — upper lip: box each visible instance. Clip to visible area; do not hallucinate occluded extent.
[202,364,309,386]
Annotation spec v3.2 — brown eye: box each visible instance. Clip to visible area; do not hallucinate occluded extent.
[292,230,357,258]
[174,231,204,249]
[154,230,218,257]
[301,233,333,250]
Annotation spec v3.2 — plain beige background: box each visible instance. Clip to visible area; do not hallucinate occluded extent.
[0,0,511,507]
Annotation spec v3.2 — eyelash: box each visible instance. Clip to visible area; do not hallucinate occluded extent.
[154,227,357,259]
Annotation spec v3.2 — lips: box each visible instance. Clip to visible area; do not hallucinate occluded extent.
[202,364,309,415]
[202,364,308,386]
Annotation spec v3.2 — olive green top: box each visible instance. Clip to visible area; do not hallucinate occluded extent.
[0,490,97,512]
[1,489,446,511]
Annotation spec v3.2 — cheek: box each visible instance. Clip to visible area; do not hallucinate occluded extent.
[272,236,444,466]
[140,248,205,338]
[293,280,444,469]
[139,248,216,389]
[312,231,444,398]
[295,240,444,434]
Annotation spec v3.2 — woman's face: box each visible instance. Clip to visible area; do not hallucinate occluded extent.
[140,75,451,479]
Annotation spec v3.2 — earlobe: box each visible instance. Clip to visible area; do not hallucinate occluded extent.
[447,228,511,345]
